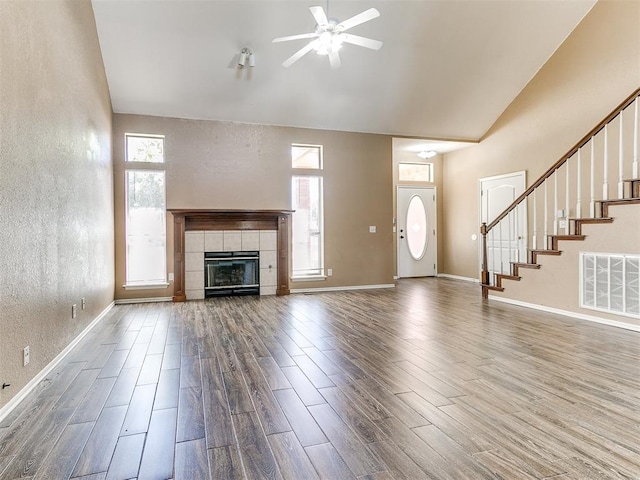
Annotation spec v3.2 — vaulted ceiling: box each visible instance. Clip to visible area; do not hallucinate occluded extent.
[92,0,596,141]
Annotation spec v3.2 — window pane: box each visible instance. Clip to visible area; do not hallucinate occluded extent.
[126,170,166,284]
[292,175,323,276]
[406,195,428,260]
[126,135,164,163]
[292,145,321,169]
[399,163,433,182]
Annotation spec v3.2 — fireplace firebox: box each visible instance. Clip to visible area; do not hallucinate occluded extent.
[204,251,259,297]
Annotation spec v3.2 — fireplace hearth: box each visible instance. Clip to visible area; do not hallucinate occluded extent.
[205,251,259,297]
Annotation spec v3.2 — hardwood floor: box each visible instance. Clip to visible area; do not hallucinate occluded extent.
[1,278,639,479]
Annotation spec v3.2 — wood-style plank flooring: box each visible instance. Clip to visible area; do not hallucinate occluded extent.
[1,278,639,479]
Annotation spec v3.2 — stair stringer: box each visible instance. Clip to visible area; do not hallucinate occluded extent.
[489,203,640,328]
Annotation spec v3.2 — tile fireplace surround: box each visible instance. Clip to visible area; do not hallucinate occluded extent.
[168,210,292,302]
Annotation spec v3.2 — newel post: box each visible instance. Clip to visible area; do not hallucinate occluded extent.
[480,223,489,298]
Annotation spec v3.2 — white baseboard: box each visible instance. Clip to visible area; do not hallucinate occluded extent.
[488,295,640,333]
[437,273,480,283]
[291,284,395,294]
[115,297,173,305]
[0,301,115,424]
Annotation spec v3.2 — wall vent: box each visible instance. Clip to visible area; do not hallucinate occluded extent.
[580,252,640,319]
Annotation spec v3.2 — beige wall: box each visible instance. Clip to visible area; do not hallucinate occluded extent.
[113,114,394,300]
[492,204,640,328]
[443,0,640,280]
[0,1,114,409]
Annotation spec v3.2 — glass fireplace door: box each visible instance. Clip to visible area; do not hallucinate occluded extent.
[204,251,259,297]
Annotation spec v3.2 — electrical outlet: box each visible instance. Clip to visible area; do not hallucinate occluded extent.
[369,225,377,233]
[72,304,77,319]
[81,297,86,310]
[23,346,30,367]
[327,268,333,276]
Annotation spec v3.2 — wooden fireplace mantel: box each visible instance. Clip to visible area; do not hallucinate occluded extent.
[168,209,293,302]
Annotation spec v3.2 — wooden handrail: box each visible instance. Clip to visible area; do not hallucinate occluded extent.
[485,86,640,233]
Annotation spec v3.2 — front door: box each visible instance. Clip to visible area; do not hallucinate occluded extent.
[397,187,436,278]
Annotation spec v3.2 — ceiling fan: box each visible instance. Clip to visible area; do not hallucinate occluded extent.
[272,4,382,69]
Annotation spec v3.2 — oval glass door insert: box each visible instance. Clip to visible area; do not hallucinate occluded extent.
[406,195,428,260]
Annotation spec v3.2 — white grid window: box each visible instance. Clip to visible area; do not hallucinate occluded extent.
[125,134,167,287]
[291,145,324,279]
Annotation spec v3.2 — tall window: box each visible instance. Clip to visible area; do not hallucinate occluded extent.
[291,145,324,278]
[125,134,167,287]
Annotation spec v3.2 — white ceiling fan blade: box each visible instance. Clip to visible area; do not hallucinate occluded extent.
[273,33,318,43]
[282,41,316,68]
[342,33,383,51]
[336,8,380,31]
[309,6,328,26]
[328,49,341,69]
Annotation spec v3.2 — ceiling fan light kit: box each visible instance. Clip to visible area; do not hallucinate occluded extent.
[272,4,382,69]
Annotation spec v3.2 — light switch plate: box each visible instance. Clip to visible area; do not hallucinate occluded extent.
[369,226,377,233]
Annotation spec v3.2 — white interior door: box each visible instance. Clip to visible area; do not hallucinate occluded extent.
[397,187,436,278]
[479,172,526,277]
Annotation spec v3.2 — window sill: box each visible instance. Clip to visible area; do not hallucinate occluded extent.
[123,282,170,290]
[291,276,327,283]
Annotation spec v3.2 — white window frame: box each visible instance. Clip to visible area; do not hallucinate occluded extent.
[124,133,168,289]
[291,144,325,281]
[398,162,434,183]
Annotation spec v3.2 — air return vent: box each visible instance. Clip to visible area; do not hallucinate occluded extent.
[581,252,640,318]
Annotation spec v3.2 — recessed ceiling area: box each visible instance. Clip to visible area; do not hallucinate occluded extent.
[91,0,596,140]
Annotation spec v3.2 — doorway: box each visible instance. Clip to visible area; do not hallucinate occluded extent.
[397,186,436,278]
[479,171,527,277]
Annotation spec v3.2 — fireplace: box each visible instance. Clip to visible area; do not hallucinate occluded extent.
[204,251,259,297]
[168,209,293,302]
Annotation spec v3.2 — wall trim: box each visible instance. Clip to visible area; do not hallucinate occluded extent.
[488,295,640,333]
[0,301,115,424]
[291,284,395,294]
[115,297,173,305]
[437,273,480,283]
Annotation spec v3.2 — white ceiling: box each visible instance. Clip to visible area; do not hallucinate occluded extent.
[91,0,595,142]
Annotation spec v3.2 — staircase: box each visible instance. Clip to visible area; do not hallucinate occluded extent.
[481,87,640,299]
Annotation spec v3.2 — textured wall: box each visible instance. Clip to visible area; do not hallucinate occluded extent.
[112,114,394,300]
[0,1,114,408]
[442,0,640,279]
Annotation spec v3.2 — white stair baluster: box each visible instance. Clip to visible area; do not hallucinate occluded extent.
[544,179,548,249]
[590,139,595,218]
[553,171,558,236]
[565,158,570,234]
[618,113,624,198]
[508,211,513,268]
[634,97,638,179]
[491,229,496,279]
[532,189,537,250]
[603,124,609,201]
[576,148,582,219]
[499,219,504,274]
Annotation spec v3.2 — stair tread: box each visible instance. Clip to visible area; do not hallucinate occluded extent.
[602,197,640,204]
[551,235,586,240]
[531,249,561,255]
[496,274,520,280]
[481,284,504,292]
[512,262,541,269]
[571,217,613,222]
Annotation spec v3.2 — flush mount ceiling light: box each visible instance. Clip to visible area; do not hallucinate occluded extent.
[417,150,437,159]
[272,2,382,69]
[237,47,255,68]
